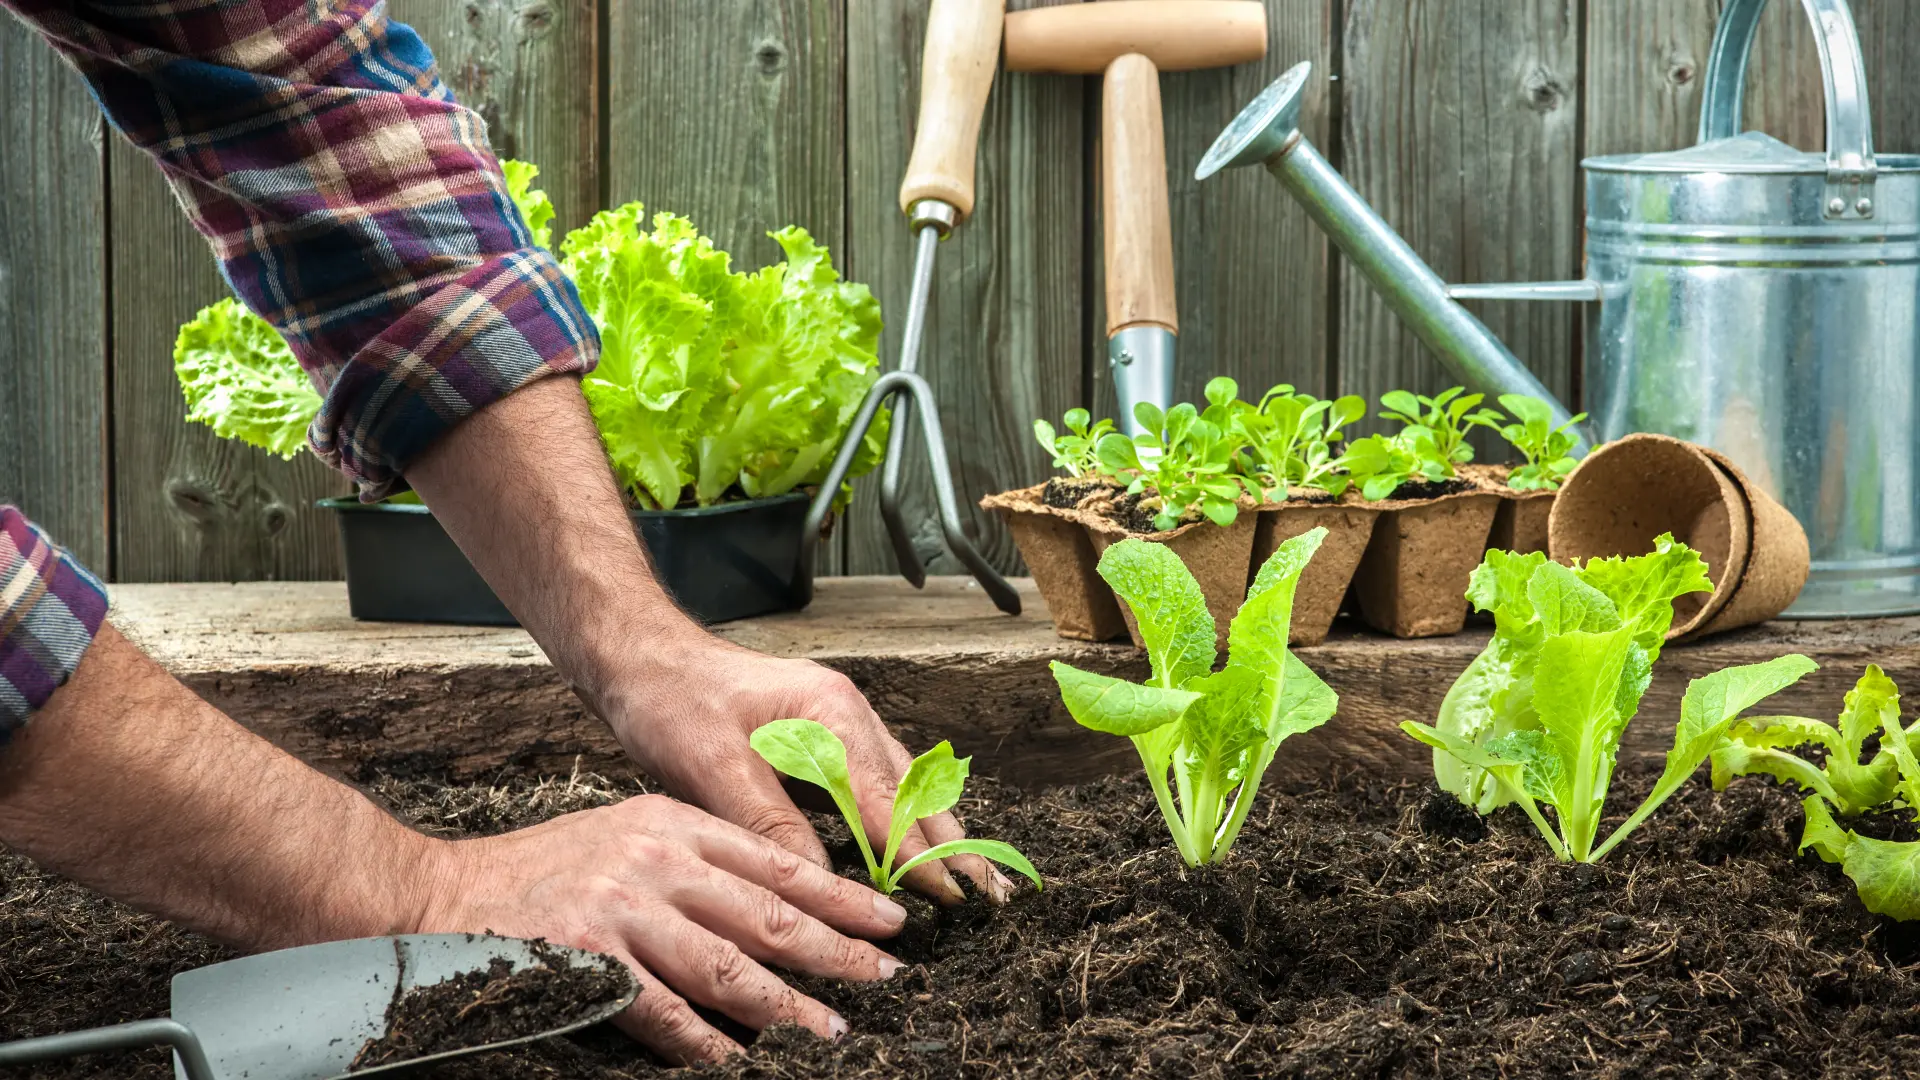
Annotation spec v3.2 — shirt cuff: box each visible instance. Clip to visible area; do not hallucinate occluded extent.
[1,507,110,744]
[305,247,600,499]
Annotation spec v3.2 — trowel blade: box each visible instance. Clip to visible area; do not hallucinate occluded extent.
[168,933,637,1080]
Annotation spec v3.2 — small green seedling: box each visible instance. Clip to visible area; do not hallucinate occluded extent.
[1711,664,1909,816]
[1050,529,1340,866]
[1405,542,1816,863]
[1772,666,1920,920]
[1497,394,1586,491]
[1034,408,1116,479]
[1378,387,1505,468]
[1096,400,1257,530]
[1334,429,1452,501]
[749,719,1041,895]
[1236,384,1366,499]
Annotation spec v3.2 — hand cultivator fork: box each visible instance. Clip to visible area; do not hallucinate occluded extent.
[797,0,1021,617]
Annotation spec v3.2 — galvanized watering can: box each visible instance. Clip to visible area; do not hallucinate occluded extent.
[1197,0,1918,619]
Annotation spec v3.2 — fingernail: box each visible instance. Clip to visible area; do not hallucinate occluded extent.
[940,870,965,904]
[878,956,906,980]
[828,1013,850,1039]
[988,868,1014,904]
[873,894,909,927]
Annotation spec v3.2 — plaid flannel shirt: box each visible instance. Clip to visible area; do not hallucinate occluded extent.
[1,0,598,734]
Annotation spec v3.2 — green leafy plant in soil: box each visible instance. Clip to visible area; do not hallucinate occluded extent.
[1050,528,1339,865]
[1715,664,1920,920]
[1094,396,1258,531]
[1405,538,1817,862]
[1233,383,1365,499]
[1377,387,1504,470]
[749,719,1040,895]
[1032,408,1115,479]
[1496,393,1586,491]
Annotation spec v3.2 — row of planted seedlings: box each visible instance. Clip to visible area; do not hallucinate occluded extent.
[986,380,1585,645]
[844,517,1920,922]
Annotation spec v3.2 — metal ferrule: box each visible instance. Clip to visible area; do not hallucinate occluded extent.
[907,198,959,238]
[1109,327,1177,435]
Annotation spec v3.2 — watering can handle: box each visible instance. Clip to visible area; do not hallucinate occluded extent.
[1697,0,1876,219]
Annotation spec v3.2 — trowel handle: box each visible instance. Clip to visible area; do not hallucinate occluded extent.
[0,1019,214,1080]
[898,0,1008,224]
[1103,53,1177,337]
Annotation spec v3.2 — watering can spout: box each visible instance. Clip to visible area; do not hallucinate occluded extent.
[1199,61,1591,452]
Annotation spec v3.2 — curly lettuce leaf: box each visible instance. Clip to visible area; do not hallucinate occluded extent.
[561,206,885,509]
[173,298,321,460]
[501,158,555,250]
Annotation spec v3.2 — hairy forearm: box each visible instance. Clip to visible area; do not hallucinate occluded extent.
[0,625,439,951]
[403,376,715,732]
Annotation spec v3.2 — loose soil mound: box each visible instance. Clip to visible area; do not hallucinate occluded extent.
[5,767,1919,1078]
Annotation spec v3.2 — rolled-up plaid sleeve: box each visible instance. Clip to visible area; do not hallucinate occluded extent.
[1,508,110,745]
[4,0,598,498]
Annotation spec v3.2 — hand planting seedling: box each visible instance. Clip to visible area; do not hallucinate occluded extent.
[1049,530,1340,866]
[1096,400,1258,531]
[1497,394,1587,491]
[1235,384,1366,499]
[1378,387,1505,469]
[749,719,1041,896]
[1404,540,1816,863]
[1711,664,1912,816]
[1033,408,1116,478]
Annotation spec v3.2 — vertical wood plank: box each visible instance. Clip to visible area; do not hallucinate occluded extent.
[1096,0,1337,417]
[393,0,601,235]
[0,19,109,572]
[108,149,346,583]
[841,0,1088,576]
[1337,0,1582,442]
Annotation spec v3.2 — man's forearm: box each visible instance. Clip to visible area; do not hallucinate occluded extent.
[0,625,440,950]
[403,375,710,731]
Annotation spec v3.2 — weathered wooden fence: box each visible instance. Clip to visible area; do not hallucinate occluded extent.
[4,1,1918,583]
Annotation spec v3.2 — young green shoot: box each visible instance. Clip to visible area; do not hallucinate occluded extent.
[1497,394,1587,491]
[1096,400,1258,530]
[1378,387,1505,468]
[1236,384,1367,499]
[1710,663,1911,816]
[1789,667,1920,920]
[749,719,1041,895]
[1049,530,1340,866]
[1404,547,1816,863]
[1333,428,1453,501]
[1034,408,1117,479]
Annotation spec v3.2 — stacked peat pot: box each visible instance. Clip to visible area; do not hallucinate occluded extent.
[986,384,1588,646]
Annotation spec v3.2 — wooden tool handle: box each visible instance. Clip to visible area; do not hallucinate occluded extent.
[898,0,1008,222]
[1005,1,1267,74]
[1103,53,1176,337]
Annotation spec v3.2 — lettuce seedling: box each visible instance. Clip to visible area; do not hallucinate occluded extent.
[1334,429,1453,501]
[1710,664,1907,816]
[174,298,321,460]
[1034,408,1117,479]
[1497,394,1586,491]
[1050,530,1339,865]
[1096,400,1258,530]
[501,159,556,250]
[1378,387,1505,468]
[1782,667,1920,920]
[749,719,1041,895]
[1236,384,1366,499]
[1405,550,1816,862]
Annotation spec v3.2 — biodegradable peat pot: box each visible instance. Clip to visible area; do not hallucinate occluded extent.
[1548,434,1808,640]
[1252,496,1381,646]
[1351,482,1503,638]
[981,484,1128,642]
[1086,512,1258,652]
[1490,490,1555,555]
[323,492,814,627]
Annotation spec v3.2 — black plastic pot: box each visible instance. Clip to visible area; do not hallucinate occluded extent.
[320,492,814,627]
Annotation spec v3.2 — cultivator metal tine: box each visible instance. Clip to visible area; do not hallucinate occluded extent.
[798,370,1022,616]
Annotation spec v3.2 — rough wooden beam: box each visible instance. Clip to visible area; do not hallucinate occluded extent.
[111,579,1918,790]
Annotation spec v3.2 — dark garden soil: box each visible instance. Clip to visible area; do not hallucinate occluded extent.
[1383,477,1474,501]
[6,764,1920,1079]
[350,943,632,1070]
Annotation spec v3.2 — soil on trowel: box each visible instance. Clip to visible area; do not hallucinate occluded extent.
[350,942,631,1070]
[8,765,1920,1079]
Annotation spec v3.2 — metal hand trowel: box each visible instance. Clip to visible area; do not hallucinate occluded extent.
[0,934,638,1080]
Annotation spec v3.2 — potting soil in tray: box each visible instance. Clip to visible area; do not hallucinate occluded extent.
[6,766,1920,1078]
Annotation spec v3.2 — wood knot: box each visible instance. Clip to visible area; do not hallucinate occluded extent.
[1520,65,1566,113]
[517,1,554,37]
[1666,50,1696,87]
[755,39,786,74]
[165,479,221,525]
[260,502,292,537]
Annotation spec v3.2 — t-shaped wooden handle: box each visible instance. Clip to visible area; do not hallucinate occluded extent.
[898,0,1008,223]
[1004,1,1267,74]
[1104,54,1176,336]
